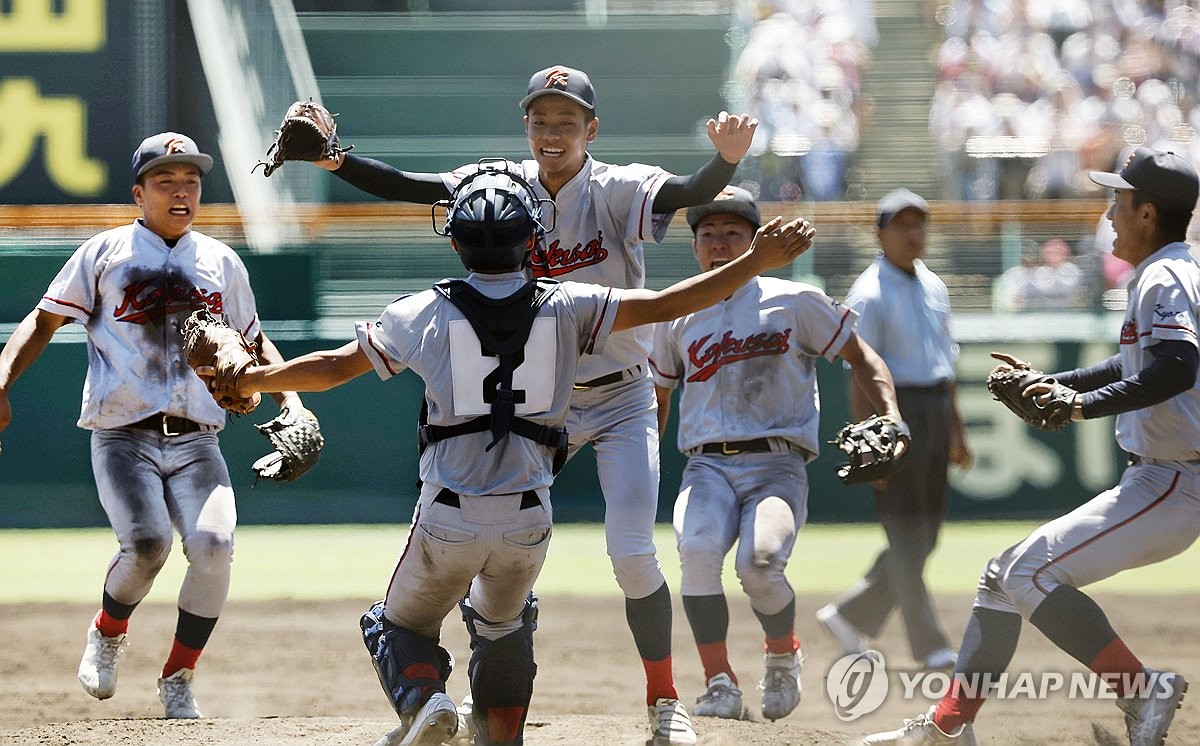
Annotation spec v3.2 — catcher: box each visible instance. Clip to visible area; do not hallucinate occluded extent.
[649,187,906,723]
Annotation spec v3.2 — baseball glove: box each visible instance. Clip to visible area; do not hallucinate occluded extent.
[252,405,324,482]
[985,361,1076,432]
[831,414,911,485]
[253,99,353,177]
[180,309,261,414]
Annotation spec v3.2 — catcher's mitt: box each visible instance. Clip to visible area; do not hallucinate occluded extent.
[253,99,353,177]
[985,360,1076,432]
[831,414,911,486]
[180,309,260,415]
[252,406,324,482]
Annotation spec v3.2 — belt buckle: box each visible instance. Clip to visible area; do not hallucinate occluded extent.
[721,442,740,455]
[161,416,182,437]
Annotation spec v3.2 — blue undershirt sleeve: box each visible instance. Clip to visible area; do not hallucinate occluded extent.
[333,153,451,204]
[1072,340,1198,419]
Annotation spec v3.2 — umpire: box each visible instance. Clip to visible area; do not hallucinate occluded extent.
[817,188,972,671]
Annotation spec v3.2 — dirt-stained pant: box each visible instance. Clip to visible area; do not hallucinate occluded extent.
[91,428,236,619]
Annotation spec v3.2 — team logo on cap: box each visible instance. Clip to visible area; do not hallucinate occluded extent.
[163,135,189,155]
[714,188,738,200]
[545,69,570,90]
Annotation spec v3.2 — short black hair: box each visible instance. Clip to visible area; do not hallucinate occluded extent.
[1130,191,1193,242]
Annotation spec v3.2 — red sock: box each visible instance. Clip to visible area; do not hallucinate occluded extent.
[486,706,526,743]
[1090,638,1144,697]
[95,610,129,638]
[764,631,799,656]
[696,641,736,685]
[642,655,678,705]
[933,676,987,734]
[161,640,203,679]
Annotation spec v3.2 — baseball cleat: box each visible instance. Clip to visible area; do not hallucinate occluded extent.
[921,647,958,671]
[692,672,747,719]
[1117,669,1188,746]
[374,692,459,746]
[452,694,476,745]
[77,616,127,700]
[862,707,977,744]
[817,604,867,656]
[760,651,802,721]
[648,697,697,745]
[157,668,202,719]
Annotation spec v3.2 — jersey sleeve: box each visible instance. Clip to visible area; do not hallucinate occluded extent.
[1135,262,1200,350]
[595,162,676,245]
[561,282,621,356]
[793,288,859,362]
[37,236,105,323]
[649,320,684,390]
[354,294,427,380]
[219,249,262,341]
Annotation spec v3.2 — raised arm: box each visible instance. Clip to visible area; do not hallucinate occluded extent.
[613,216,814,331]
[652,112,758,212]
[319,152,452,204]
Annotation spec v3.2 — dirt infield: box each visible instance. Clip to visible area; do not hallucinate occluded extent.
[1,594,1195,744]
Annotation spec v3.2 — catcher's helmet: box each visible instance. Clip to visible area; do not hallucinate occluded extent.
[436,161,547,272]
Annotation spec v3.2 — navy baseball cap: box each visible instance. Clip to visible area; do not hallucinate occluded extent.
[876,188,929,228]
[519,66,596,111]
[686,186,761,232]
[132,132,213,180]
[1090,147,1200,212]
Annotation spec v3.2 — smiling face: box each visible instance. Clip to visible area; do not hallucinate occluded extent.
[132,163,202,240]
[524,96,597,194]
[692,213,757,272]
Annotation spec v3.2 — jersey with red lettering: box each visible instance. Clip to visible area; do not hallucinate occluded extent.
[37,220,260,430]
[443,155,673,383]
[650,276,857,457]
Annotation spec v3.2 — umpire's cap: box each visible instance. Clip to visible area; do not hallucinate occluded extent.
[443,165,546,272]
[132,132,213,181]
[1090,147,1200,213]
[520,66,596,111]
[876,188,929,228]
[686,186,761,233]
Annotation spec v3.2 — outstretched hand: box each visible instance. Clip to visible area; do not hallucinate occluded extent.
[706,111,759,164]
[746,216,816,271]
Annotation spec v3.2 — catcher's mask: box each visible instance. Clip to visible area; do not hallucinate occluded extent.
[434,159,550,272]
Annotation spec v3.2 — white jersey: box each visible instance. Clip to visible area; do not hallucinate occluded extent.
[1115,242,1200,461]
[37,220,261,431]
[355,271,621,495]
[649,276,857,459]
[443,155,674,382]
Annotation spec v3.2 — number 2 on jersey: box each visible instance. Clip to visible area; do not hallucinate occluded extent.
[448,317,557,416]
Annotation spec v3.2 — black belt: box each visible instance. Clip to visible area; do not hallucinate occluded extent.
[699,438,773,455]
[435,487,541,509]
[127,414,206,436]
[574,365,641,389]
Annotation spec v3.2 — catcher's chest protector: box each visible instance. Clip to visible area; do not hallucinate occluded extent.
[421,279,567,469]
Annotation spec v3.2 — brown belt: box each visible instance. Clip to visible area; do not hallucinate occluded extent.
[435,487,541,509]
[127,414,207,436]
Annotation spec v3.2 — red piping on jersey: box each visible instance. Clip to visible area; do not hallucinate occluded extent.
[365,325,398,376]
[819,308,853,357]
[1151,324,1198,338]
[1031,471,1180,597]
[648,356,679,380]
[585,290,613,354]
[639,174,668,241]
[42,296,91,317]
[241,318,256,337]
[384,502,423,604]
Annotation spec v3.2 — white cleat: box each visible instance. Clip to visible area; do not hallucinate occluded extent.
[77,619,127,700]
[157,668,203,719]
[692,672,747,720]
[1117,669,1188,746]
[817,604,867,656]
[648,697,697,745]
[862,707,977,745]
[374,692,459,746]
[760,651,802,721]
[452,694,476,745]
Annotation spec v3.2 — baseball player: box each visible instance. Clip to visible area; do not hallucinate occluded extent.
[0,133,307,719]
[863,148,1198,745]
[303,65,758,743]
[649,187,904,723]
[204,167,814,746]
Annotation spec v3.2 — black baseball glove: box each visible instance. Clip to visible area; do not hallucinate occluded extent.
[985,357,1076,432]
[252,405,324,482]
[253,99,353,177]
[831,414,911,485]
